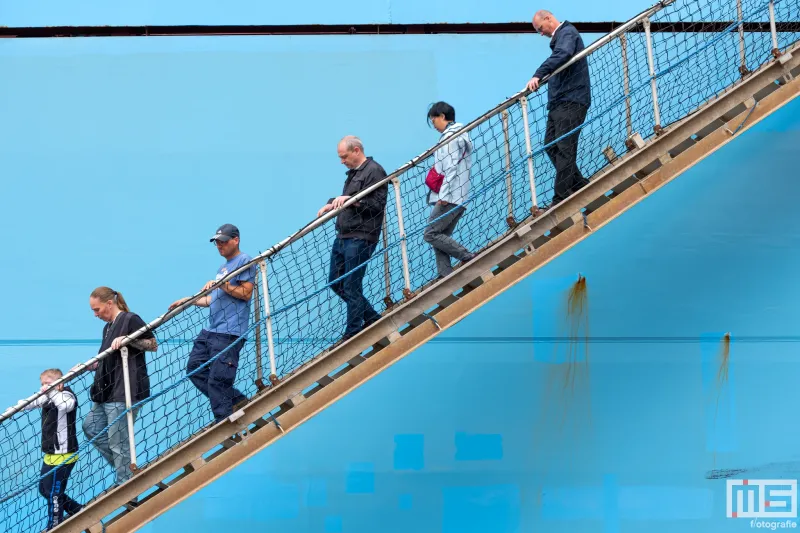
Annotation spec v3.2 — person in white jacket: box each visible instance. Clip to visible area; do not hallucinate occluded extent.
[14,368,83,530]
[424,101,477,279]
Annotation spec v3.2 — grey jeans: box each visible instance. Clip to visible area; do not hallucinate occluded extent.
[423,202,472,277]
[83,402,139,485]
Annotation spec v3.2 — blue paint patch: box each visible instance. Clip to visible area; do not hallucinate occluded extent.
[618,486,714,520]
[541,486,603,520]
[346,462,375,494]
[700,332,737,452]
[324,515,343,533]
[394,434,425,470]
[206,484,299,520]
[304,478,327,508]
[455,432,503,461]
[541,484,713,521]
[399,493,413,510]
[603,475,620,533]
[442,484,520,533]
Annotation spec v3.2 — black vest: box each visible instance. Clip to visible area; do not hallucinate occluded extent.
[41,386,79,455]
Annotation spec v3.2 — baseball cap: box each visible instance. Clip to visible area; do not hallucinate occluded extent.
[209,224,240,243]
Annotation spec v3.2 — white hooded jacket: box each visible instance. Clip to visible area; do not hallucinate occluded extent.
[428,122,473,206]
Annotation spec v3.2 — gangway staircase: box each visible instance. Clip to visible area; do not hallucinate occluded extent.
[20,3,800,532]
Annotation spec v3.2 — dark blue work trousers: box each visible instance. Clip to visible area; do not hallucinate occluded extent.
[186,330,247,423]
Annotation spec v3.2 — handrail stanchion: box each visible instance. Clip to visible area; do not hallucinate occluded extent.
[520,96,541,215]
[392,178,413,299]
[120,347,138,473]
[253,275,266,390]
[621,33,633,138]
[737,0,749,75]
[258,261,279,384]
[769,0,780,57]
[382,215,393,308]
[643,18,663,134]
[502,110,516,227]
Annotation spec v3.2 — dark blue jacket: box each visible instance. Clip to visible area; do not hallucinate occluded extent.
[533,21,591,110]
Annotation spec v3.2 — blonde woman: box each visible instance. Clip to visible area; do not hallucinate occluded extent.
[83,287,157,486]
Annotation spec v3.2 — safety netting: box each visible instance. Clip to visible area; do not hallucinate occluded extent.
[1,0,797,529]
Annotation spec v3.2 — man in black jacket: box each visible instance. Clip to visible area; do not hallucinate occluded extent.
[527,10,592,208]
[317,136,388,341]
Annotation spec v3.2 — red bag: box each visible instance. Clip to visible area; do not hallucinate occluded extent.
[425,167,445,193]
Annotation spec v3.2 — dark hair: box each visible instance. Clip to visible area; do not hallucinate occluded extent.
[90,286,130,313]
[427,101,456,127]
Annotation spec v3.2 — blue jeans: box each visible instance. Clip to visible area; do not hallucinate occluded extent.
[329,237,380,338]
[186,330,247,423]
[83,402,138,485]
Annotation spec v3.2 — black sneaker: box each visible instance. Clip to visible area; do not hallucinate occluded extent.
[363,315,381,329]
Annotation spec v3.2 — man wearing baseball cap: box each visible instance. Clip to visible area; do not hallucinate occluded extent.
[169,224,257,423]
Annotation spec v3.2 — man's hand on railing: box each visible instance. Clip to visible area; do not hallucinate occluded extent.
[169,291,211,311]
[331,195,355,209]
[527,77,541,92]
[317,203,334,217]
[168,297,191,311]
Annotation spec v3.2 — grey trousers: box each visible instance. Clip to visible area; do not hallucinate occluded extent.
[83,402,139,485]
[423,202,472,277]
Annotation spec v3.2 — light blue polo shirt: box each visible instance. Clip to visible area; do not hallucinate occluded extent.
[208,252,257,337]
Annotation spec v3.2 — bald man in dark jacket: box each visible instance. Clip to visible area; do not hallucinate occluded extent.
[527,10,592,208]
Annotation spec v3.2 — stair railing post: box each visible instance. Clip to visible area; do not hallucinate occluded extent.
[737,0,749,75]
[620,33,633,138]
[768,0,780,56]
[501,110,516,227]
[392,177,413,299]
[258,261,278,384]
[519,96,541,214]
[382,215,392,307]
[643,18,663,134]
[120,346,138,473]
[252,272,265,389]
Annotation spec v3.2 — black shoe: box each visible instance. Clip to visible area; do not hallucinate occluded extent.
[458,253,477,268]
[233,398,249,412]
[363,315,381,329]
[336,333,355,346]
[65,505,83,517]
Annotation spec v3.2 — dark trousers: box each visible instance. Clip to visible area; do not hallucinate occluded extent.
[187,330,247,422]
[423,202,472,278]
[39,460,82,530]
[544,101,590,205]
[329,237,380,338]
